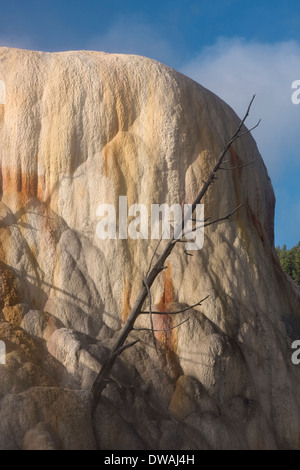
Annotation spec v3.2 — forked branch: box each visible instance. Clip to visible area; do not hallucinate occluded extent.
[219,157,257,171]
[133,317,190,332]
[90,96,260,409]
[140,295,210,315]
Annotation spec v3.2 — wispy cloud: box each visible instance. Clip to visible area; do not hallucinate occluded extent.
[181,38,300,182]
[87,15,176,66]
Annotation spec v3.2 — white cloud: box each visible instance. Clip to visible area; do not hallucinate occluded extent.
[87,16,176,66]
[181,38,300,183]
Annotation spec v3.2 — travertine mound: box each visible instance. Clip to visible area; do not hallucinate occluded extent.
[0,48,299,450]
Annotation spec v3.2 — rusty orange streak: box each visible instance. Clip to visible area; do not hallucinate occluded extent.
[154,263,182,379]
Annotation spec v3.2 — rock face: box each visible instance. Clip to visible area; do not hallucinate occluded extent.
[0,47,300,450]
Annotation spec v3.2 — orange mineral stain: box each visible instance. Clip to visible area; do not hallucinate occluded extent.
[154,264,182,380]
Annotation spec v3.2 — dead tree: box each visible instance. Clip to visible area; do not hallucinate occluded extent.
[90,95,260,411]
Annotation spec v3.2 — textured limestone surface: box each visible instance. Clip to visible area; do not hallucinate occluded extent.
[0,47,300,450]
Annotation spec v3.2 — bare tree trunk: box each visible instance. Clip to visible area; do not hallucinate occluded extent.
[90,95,259,411]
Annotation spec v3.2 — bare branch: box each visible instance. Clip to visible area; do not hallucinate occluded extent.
[203,204,245,228]
[134,317,190,332]
[90,96,258,408]
[182,204,245,237]
[140,295,209,315]
[235,119,261,139]
[90,340,140,412]
[112,339,140,358]
[192,217,210,223]
[219,157,257,171]
[176,95,258,240]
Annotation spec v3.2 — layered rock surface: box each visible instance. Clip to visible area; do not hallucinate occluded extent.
[0,47,299,449]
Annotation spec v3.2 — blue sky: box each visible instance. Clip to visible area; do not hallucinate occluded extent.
[0,0,299,247]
